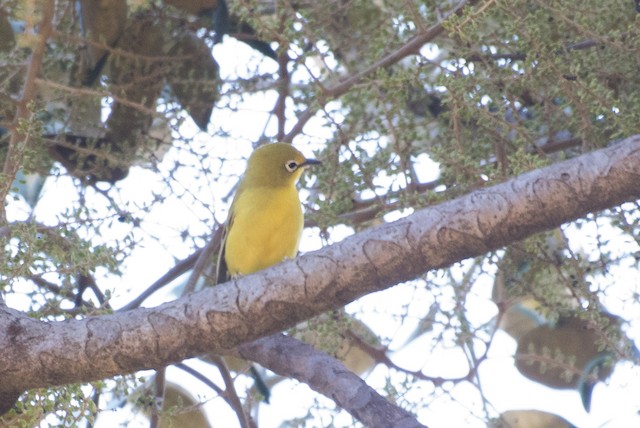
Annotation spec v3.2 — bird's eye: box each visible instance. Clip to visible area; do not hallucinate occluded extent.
[285,160,298,172]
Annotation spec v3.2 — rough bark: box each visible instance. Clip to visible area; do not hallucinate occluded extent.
[238,334,426,428]
[1,135,639,403]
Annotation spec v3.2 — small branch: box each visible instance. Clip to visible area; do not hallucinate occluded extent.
[282,0,480,143]
[1,0,55,225]
[174,362,223,395]
[52,29,193,64]
[274,50,290,141]
[306,135,585,228]
[120,225,222,311]
[182,226,224,296]
[28,275,77,301]
[343,329,458,385]
[118,250,202,311]
[238,334,427,428]
[464,32,634,64]
[207,355,253,428]
[75,274,107,307]
[35,78,158,117]
[149,368,165,428]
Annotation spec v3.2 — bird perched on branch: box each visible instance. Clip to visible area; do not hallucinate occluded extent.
[214,142,320,403]
[217,142,321,283]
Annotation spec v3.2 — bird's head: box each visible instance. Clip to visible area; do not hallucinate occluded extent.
[244,142,321,187]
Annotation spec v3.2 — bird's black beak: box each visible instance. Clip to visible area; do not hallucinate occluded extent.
[300,158,322,167]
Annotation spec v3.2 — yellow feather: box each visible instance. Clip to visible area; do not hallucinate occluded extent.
[225,184,303,276]
[217,143,320,283]
[212,143,319,403]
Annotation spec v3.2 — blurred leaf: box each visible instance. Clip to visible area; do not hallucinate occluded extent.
[77,0,128,85]
[167,32,219,130]
[497,409,574,428]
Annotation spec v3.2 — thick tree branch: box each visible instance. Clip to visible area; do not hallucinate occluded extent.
[1,135,639,407]
[237,334,426,428]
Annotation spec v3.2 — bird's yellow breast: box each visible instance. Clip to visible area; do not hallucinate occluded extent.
[224,184,303,276]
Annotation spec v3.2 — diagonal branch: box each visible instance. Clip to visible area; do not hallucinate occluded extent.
[238,334,426,428]
[1,135,639,420]
[282,0,481,143]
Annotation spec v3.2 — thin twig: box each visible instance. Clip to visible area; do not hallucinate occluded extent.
[1,0,55,225]
[282,0,481,143]
[207,355,253,428]
[35,78,158,117]
[182,226,224,295]
[274,50,290,141]
[174,363,224,395]
[28,275,77,301]
[305,135,584,228]
[150,367,165,428]
[118,250,202,311]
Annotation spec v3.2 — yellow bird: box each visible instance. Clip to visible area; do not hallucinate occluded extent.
[217,142,321,283]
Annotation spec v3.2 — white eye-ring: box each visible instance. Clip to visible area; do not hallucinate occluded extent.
[285,160,299,172]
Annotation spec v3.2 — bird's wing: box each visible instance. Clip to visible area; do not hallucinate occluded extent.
[216,214,233,285]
